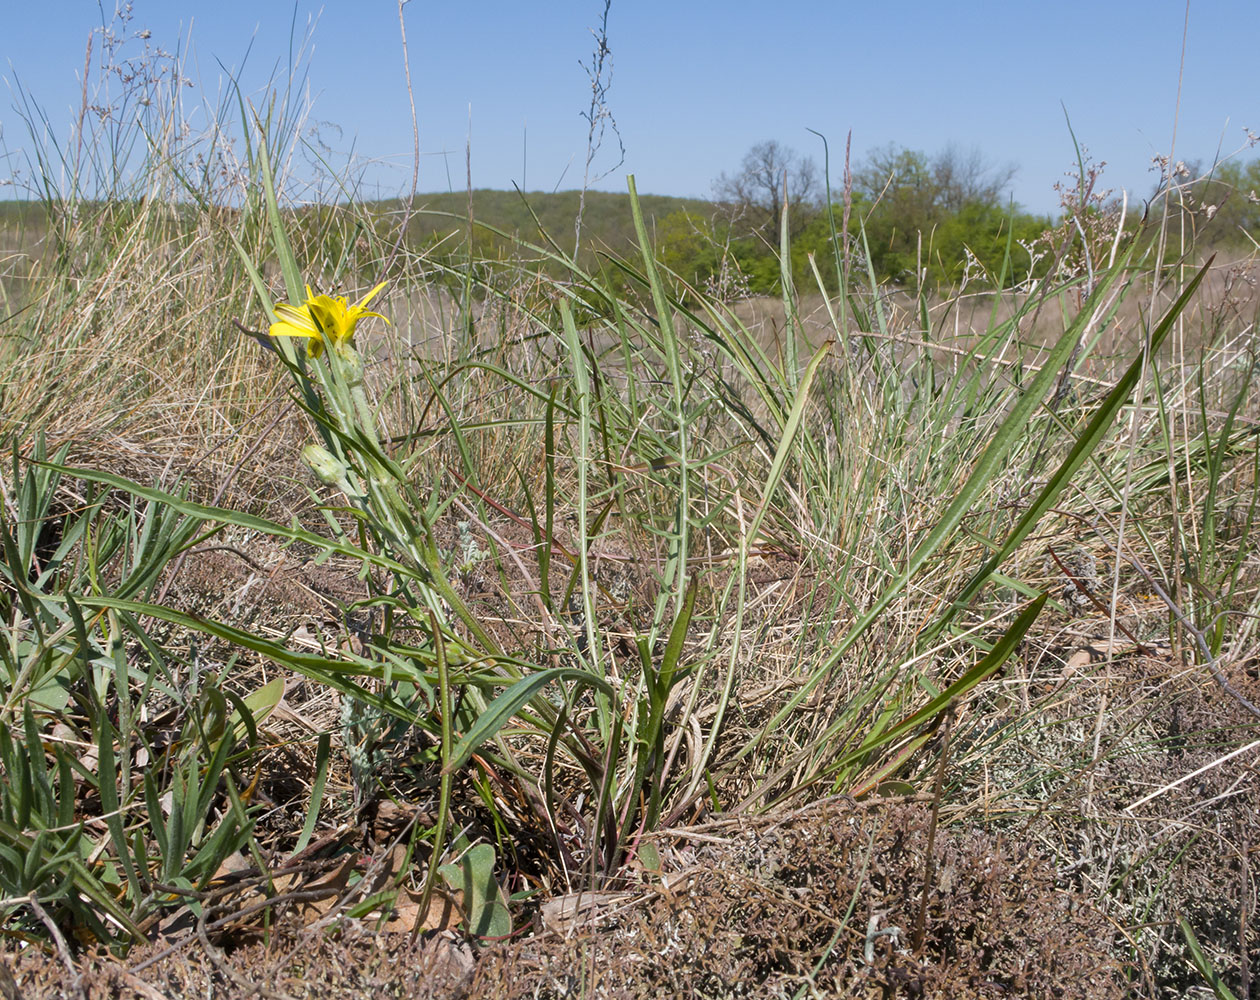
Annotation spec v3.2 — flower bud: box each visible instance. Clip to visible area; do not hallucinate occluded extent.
[334,345,365,385]
[302,444,350,486]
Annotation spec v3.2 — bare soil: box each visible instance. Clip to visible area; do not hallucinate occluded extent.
[4,798,1130,999]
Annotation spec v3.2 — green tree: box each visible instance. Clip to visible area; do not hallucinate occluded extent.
[1182,159,1260,246]
[853,144,1046,287]
[656,210,724,284]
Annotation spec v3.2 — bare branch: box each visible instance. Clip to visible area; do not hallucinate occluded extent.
[574,0,624,254]
[713,140,818,241]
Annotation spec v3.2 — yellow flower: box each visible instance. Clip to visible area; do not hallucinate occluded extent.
[269,281,388,358]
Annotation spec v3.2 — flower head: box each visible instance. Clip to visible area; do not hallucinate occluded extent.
[269,281,388,359]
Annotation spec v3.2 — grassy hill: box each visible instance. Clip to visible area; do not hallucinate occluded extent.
[0,189,716,271]
[382,188,715,262]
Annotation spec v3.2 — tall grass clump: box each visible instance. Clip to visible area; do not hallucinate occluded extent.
[3,30,1259,994]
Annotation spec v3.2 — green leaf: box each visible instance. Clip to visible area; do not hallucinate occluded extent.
[34,462,414,581]
[293,733,332,856]
[1179,917,1240,1000]
[95,720,142,908]
[438,843,511,939]
[932,255,1213,637]
[835,593,1046,774]
[257,136,304,305]
[656,578,698,695]
[27,671,71,714]
[232,676,284,744]
[447,668,614,774]
[72,595,426,728]
[756,247,1137,736]
[743,338,833,551]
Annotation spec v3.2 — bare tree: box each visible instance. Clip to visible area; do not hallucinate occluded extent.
[714,140,819,241]
[931,144,1017,213]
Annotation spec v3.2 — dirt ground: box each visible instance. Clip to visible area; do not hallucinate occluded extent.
[6,418,1259,999]
[0,535,1149,1000]
[3,797,1131,999]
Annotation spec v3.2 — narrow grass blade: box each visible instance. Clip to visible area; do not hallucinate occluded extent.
[817,595,1046,790]
[656,578,698,695]
[1179,917,1240,1000]
[447,668,614,774]
[627,176,691,614]
[95,719,142,909]
[744,340,832,550]
[257,135,304,305]
[74,595,428,724]
[932,255,1212,638]
[292,733,331,856]
[757,245,1137,735]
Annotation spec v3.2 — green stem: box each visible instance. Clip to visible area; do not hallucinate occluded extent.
[413,610,453,941]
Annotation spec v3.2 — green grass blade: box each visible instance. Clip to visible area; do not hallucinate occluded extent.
[756,244,1137,735]
[292,733,332,856]
[744,340,832,551]
[447,668,614,774]
[257,134,304,304]
[95,718,142,908]
[1179,917,1240,1000]
[932,255,1212,637]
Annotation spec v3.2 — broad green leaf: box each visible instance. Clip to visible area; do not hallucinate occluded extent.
[232,676,284,743]
[438,843,511,939]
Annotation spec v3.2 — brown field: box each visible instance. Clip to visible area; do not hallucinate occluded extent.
[2,131,1260,999]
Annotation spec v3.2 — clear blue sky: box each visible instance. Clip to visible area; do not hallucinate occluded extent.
[3,1,1257,215]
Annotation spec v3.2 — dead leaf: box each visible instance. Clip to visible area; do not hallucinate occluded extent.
[371,801,435,842]
[540,890,633,934]
[211,851,253,882]
[419,930,476,981]
[373,886,464,934]
[292,854,359,920]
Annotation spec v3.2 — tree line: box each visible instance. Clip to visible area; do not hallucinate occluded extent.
[369,140,1260,300]
[659,139,1260,300]
[658,140,1053,298]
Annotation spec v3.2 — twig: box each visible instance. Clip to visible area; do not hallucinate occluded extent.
[447,464,576,561]
[26,897,85,1000]
[127,883,358,975]
[382,0,421,278]
[196,903,296,1000]
[913,702,954,953]
[117,972,170,1000]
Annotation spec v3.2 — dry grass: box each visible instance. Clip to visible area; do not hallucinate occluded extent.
[3,27,1260,998]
